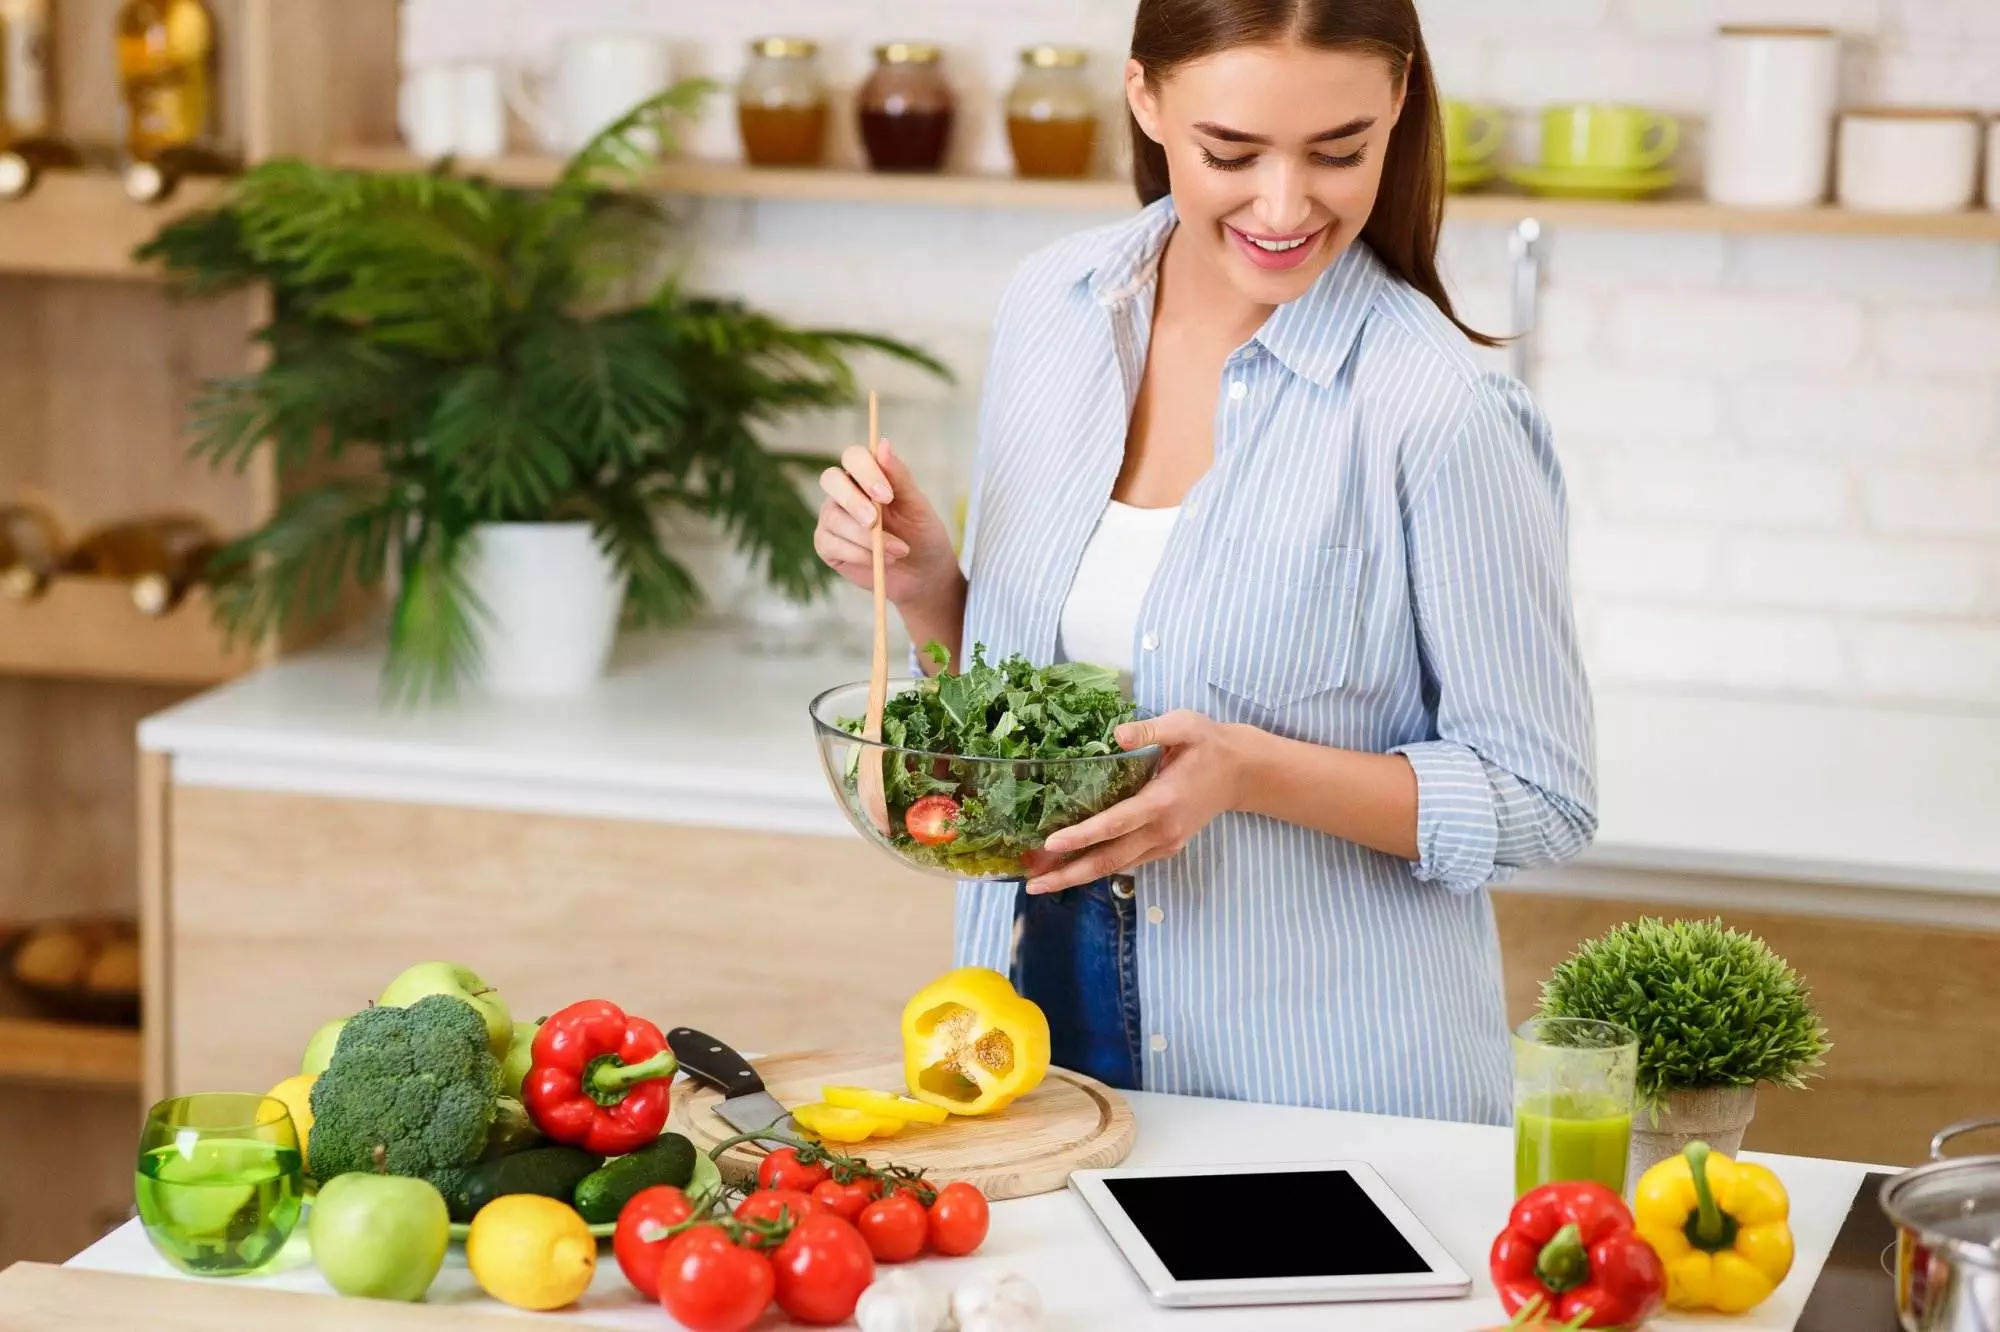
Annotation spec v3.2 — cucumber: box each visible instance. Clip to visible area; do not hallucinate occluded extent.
[572,1134,698,1224]
[448,1145,603,1223]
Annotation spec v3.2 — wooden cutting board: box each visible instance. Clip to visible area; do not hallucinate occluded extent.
[667,1050,1136,1201]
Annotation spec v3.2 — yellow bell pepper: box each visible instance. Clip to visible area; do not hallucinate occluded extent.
[901,966,1051,1117]
[1634,1140,1794,1314]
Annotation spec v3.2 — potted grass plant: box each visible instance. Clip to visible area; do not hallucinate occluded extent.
[136,82,947,701]
[1535,916,1830,1178]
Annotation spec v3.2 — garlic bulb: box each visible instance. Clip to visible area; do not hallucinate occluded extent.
[853,1269,951,1332]
[951,1270,1044,1325]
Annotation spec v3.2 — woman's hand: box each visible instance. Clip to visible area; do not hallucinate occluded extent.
[814,439,959,614]
[1024,711,1252,895]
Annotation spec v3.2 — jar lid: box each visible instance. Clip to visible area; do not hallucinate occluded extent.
[1022,45,1089,69]
[750,37,818,59]
[1717,24,1837,37]
[875,41,943,65]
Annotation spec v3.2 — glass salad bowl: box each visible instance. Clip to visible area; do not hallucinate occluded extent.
[809,676,1163,881]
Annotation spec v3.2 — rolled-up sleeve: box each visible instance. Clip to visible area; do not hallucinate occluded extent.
[1389,375,1598,893]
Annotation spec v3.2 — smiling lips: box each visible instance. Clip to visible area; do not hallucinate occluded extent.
[1227,223,1327,271]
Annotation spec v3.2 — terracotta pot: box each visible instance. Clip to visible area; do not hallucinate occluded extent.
[1629,1085,1759,1182]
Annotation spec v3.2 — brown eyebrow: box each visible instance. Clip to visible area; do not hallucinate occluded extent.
[1193,117,1377,146]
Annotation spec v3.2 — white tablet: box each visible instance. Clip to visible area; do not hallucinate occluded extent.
[1068,1160,1473,1309]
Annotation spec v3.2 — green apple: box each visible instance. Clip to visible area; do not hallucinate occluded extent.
[376,962,512,1059]
[500,1020,540,1098]
[308,1170,449,1302]
[301,1018,348,1076]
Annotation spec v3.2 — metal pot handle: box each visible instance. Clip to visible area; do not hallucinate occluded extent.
[1929,1116,2000,1161]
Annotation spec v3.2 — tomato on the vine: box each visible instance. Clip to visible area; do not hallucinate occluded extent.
[926,1181,991,1257]
[771,1213,876,1325]
[612,1185,695,1301]
[857,1192,929,1263]
[657,1225,774,1332]
[810,1176,879,1223]
[758,1147,831,1193]
[735,1188,821,1230]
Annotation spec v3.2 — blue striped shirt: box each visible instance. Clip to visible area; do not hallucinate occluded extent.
[952,197,1597,1126]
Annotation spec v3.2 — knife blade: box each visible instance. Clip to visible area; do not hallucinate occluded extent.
[666,1027,797,1143]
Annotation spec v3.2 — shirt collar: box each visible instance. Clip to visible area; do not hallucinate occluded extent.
[1071,198,1387,391]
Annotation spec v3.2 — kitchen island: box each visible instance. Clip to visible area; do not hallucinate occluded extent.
[134,625,2000,1168]
[33,1083,1881,1330]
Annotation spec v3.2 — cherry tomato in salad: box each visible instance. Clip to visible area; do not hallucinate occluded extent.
[926,1181,991,1256]
[904,795,961,847]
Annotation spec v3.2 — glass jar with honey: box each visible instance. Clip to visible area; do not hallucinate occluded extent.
[858,42,954,174]
[1007,46,1097,179]
[737,37,828,169]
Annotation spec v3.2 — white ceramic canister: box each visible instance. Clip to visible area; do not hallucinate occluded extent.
[1837,107,1983,213]
[1704,25,1841,208]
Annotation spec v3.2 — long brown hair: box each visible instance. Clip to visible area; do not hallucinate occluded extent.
[1128,0,1495,347]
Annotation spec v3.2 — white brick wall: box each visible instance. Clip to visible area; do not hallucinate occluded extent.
[407,0,2000,711]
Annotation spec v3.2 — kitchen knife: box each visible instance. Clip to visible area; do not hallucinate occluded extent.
[666,1027,797,1143]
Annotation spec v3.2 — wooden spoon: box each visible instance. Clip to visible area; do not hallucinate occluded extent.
[859,391,891,832]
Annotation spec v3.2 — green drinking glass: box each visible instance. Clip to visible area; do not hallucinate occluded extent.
[135,1092,305,1276]
[1512,1016,1638,1199]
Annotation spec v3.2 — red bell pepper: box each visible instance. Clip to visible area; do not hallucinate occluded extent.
[1490,1181,1666,1331]
[522,999,679,1156]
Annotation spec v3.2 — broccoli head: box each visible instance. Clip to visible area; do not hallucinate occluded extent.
[307,992,501,1192]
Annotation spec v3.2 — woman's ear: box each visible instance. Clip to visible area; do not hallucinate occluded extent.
[1125,58,1163,143]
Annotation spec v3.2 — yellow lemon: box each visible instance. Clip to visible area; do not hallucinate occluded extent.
[465,1196,596,1312]
[265,1073,316,1164]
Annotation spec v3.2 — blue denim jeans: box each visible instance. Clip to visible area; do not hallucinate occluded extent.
[1010,877,1143,1091]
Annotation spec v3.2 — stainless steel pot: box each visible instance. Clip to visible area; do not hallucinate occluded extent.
[1880,1118,2000,1332]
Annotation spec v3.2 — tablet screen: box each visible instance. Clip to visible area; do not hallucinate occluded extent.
[1101,1169,1434,1283]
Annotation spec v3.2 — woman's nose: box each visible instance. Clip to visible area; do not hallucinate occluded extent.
[1253,160,1313,235]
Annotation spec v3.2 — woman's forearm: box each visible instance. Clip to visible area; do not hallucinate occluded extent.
[1228,725,1420,862]
[896,572,968,675]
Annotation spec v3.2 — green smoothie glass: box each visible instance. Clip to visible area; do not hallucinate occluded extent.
[135,1093,304,1275]
[1512,1017,1638,1198]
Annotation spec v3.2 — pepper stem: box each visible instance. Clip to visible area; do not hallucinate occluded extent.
[1680,1139,1742,1252]
[1534,1222,1591,1294]
[585,1049,678,1104]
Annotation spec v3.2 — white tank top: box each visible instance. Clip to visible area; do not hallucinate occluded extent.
[1057,501,1182,683]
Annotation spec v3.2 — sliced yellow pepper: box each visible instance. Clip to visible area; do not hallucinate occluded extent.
[791,1102,890,1143]
[1634,1139,1794,1314]
[901,966,1051,1117]
[823,1086,951,1125]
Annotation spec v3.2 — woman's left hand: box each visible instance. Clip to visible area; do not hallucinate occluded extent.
[1024,710,1251,895]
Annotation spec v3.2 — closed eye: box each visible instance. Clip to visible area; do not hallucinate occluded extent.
[1199,146,1255,171]
[1314,146,1368,168]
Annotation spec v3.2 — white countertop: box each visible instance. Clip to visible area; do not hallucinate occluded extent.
[136,625,2000,918]
[66,1087,1880,1331]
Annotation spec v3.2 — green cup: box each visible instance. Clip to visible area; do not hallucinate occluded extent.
[1443,100,1505,166]
[1540,103,1679,171]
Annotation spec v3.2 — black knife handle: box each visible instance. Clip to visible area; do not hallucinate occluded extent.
[666,1028,766,1096]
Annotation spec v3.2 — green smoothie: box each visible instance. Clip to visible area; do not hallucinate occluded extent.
[1513,1094,1631,1197]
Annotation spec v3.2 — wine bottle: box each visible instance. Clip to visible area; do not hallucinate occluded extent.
[63,514,219,615]
[115,0,217,165]
[0,499,61,601]
[0,0,54,142]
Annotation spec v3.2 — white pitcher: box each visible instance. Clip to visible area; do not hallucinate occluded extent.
[505,33,673,156]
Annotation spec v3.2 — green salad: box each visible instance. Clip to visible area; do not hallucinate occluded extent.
[839,643,1156,875]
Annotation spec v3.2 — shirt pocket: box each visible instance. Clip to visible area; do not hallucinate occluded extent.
[1204,542,1365,708]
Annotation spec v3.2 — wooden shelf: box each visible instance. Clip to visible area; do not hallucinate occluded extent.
[0,170,229,280]
[331,146,2000,240]
[0,579,259,687]
[0,1017,140,1090]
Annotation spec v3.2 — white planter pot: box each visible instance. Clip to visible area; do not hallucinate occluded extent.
[461,522,626,697]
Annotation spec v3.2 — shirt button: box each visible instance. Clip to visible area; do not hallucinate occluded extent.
[1228,380,1247,402]
[1141,631,1160,652]
[1149,1034,1168,1053]
[1146,905,1164,925]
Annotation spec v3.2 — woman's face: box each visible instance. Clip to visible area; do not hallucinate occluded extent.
[1127,41,1407,306]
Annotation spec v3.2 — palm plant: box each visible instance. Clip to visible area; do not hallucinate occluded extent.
[138,82,948,702]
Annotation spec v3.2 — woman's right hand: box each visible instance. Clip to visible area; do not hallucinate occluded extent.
[814,439,960,612]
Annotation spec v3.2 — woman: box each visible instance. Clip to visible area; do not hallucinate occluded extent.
[813,0,1595,1128]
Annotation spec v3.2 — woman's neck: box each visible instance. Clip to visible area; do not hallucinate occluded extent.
[1157,220,1275,345]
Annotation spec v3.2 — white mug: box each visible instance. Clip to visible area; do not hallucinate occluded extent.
[399,63,508,159]
[505,33,673,156]
[1704,25,1840,208]
[1837,108,1982,213]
